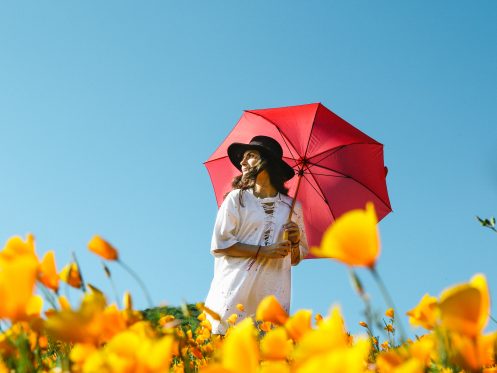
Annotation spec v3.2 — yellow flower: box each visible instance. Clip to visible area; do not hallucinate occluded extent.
[385,308,394,318]
[0,235,39,321]
[260,360,290,373]
[284,309,312,341]
[311,202,380,268]
[384,324,394,333]
[60,262,83,289]
[293,306,349,367]
[44,292,109,344]
[58,295,71,310]
[439,273,490,337]
[197,303,221,321]
[123,291,133,311]
[222,318,259,373]
[448,331,496,371]
[260,327,292,360]
[236,303,245,312]
[38,250,59,292]
[26,295,43,317]
[88,235,119,261]
[227,313,238,325]
[406,294,438,330]
[256,295,289,325]
[297,338,370,373]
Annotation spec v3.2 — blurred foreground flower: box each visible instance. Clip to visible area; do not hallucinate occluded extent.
[311,202,380,268]
[0,235,40,320]
[406,294,438,330]
[256,295,289,325]
[439,273,490,338]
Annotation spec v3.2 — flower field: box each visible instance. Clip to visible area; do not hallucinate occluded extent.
[0,205,495,372]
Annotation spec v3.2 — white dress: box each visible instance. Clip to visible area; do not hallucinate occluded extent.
[204,188,308,334]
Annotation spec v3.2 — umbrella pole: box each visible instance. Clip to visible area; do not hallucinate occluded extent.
[287,171,303,222]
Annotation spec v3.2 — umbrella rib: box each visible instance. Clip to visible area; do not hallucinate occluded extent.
[301,164,337,221]
[302,103,320,160]
[276,126,299,164]
[245,111,302,162]
[307,145,346,166]
[307,142,381,168]
[301,171,348,178]
[312,163,392,211]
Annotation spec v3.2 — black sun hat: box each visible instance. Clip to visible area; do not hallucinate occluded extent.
[227,136,295,181]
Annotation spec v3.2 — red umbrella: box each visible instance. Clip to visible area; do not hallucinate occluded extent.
[204,102,392,255]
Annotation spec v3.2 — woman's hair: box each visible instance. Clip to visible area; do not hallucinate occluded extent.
[229,155,289,206]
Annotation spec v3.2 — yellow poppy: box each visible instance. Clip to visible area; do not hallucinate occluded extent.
[0,243,39,320]
[311,203,380,268]
[60,262,83,289]
[38,250,59,292]
[88,235,119,261]
[260,327,292,360]
[256,295,289,325]
[406,294,438,330]
[439,273,489,337]
[222,318,259,373]
[284,309,312,341]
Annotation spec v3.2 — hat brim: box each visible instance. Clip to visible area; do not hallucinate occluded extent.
[227,142,295,181]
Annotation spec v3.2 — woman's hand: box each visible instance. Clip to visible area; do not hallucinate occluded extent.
[283,222,301,244]
[260,241,291,258]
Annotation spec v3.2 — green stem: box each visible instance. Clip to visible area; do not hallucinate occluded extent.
[490,313,497,325]
[101,262,121,307]
[117,259,153,308]
[370,266,407,342]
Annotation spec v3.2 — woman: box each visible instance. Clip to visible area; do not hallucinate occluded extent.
[204,135,308,334]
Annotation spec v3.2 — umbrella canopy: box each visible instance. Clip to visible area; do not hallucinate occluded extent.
[204,102,392,252]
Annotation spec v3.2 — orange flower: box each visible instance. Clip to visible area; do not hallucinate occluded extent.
[359,321,368,328]
[260,327,292,360]
[284,309,312,341]
[311,203,380,268]
[0,235,39,320]
[406,294,438,330]
[448,331,496,371]
[88,235,119,261]
[38,250,59,292]
[385,308,394,318]
[44,292,108,344]
[60,262,83,289]
[256,295,289,325]
[439,273,490,337]
[236,303,245,312]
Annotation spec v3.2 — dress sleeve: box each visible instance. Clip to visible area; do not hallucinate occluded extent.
[292,201,309,265]
[210,191,240,254]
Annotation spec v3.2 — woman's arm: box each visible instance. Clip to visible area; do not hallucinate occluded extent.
[213,241,292,259]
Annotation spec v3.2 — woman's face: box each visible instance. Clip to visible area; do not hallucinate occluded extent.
[240,150,261,175]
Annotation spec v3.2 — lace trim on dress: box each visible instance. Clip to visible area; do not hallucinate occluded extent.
[261,201,275,245]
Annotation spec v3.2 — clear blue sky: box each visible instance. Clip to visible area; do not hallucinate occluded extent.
[1,1,496,336]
